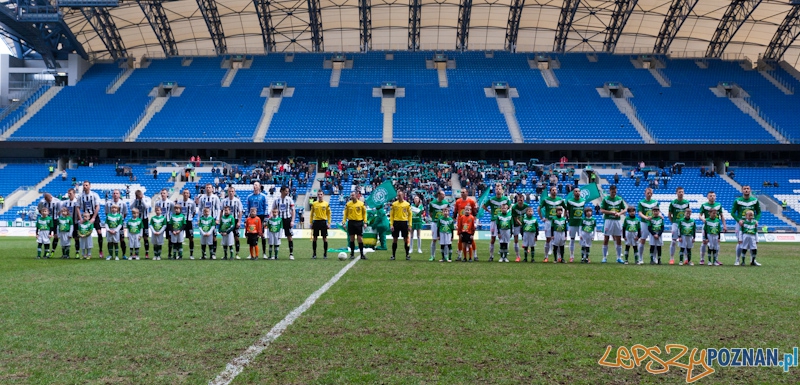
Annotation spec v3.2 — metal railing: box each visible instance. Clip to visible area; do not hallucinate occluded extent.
[0,84,52,136]
[742,97,794,143]
[105,68,129,93]
[764,70,795,94]
[650,67,671,87]
[625,98,657,143]
[123,96,158,139]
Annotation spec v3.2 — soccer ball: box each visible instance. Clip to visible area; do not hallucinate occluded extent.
[338,252,348,261]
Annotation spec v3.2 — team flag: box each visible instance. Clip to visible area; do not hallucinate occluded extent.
[580,183,604,202]
[365,180,397,209]
[475,188,492,217]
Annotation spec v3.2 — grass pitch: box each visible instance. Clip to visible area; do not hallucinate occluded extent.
[1,237,799,384]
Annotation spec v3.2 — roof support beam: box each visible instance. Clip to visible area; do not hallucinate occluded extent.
[553,0,580,52]
[456,0,473,50]
[80,7,126,60]
[137,0,178,57]
[195,0,227,54]
[408,0,421,50]
[505,0,525,52]
[653,0,698,55]
[359,0,371,51]
[603,0,637,52]
[307,0,324,52]
[706,0,761,58]
[763,1,800,61]
[252,0,275,53]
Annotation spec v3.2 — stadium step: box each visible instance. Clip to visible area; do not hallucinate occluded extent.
[436,62,448,88]
[253,97,283,142]
[12,171,60,209]
[330,62,343,87]
[496,98,523,143]
[779,61,800,83]
[451,173,462,193]
[648,68,671,87]
[106,68,135,94]
[382,97,395,143]
[728,98,791,144]
[124,96,170,142]
[611,98,656,144]
[0,86,63,141]
[758,70,794,95]
[221,68,238,87]
[540,68,559,87]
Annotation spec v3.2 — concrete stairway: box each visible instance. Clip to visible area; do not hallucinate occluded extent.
[611,98,656,144]
[330,62,343,87]
[253,97,282,142]
[540,69,559,87]
[497,98,523,143]
[221,68,238,87]
[0,86,63,141]
[648,68,671,87]
[729,98,790,144]
[11,171,61,209]
[436,62,448,87]
[106,68,135,94]
[759,70,793,95]
[382,98,395,143]
[124,96,170,142]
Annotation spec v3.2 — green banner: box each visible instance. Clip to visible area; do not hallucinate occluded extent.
[580,183,603,202]
[475,188,492,217]
[364,180,397,208]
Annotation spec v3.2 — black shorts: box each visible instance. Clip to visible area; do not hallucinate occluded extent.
[392,221,409,239]
[93,216,103,231]
[184,221,193,236]
[141,218,149,231]
[312,220,328,238]
[460,232,473,244]
[282,218,293,237]
[348,220,363,236]
[246,233,259,246]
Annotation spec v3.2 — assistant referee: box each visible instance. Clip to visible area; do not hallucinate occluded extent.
[343,191,366,260]
[309,190,332,259]
[390,190,412,261]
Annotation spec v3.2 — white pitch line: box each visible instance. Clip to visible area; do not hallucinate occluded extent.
[209,257,360,385]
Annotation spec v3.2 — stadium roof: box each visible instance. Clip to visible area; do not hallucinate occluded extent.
[4,0,800,67]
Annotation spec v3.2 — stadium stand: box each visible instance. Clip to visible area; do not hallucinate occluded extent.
[728,168,800,227]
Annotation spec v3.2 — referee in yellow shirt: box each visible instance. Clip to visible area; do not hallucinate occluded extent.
[390,190,413,260]
[343,191,367,260]
[310,190,332,259]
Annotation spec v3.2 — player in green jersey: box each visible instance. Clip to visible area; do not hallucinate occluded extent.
[668,186,690,264]
[511,194,530,262]
[127,208,143,260]
[483,184,512,261]
[703,208,722,266]
[428,190,450,260]
[495,204,513,262]
[579,207,597,263]
[105,205,124,260]
[411,195,425,255]
[699,191,727,264]
[565,187,586,262]
[267,208,284,260]
[637,187,660,263]
[622,207,641,264]
[35,207,54,258]
[198,207,216,260]
[56,206,74,259]
[731,185,761,264]
[219,206,237,260]
[78,211,94,259]
[520,206,539,262]
[150,206,167,260]
[600,185,626,264]
[539,186,566,263]
[170,205,187,260]
[678,207,696,266]
[739,210,760,266]
[437,207,455,262]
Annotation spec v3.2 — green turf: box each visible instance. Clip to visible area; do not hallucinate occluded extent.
[2,237,799,384]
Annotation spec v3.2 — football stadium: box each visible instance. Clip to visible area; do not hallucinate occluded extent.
[1,0,800,383]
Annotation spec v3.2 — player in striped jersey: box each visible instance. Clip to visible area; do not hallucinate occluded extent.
[699,191,726,265]
[197,184,222,258]
[78,181,103,258]
[154,189,175,257]
[177,189,197,259]
[130,190,151,259]
[221,187,243,259]
[60,188,82,258]
[106,190,129,259]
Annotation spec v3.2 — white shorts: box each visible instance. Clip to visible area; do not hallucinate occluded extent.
[604,219,622,237]
[220,231,235,246]
[128,234,141,249]
[568,225,580,239]
[170,231,185,244]
[580,231,594,248]
[439,232,452,246]
[552,231,566,246]
[430,222,439,239]
[706,234,720,249]
[498,229,511,243]
[735,223,742,242]
[268,231,281,246]
[201,233,214,246]
[624,230,639,246]
[107,230,120,244]
[37,231,50,244]
[151,232,165,246]
[80,236,92,251]
[640,225,651,242]
[680,235,694,249]
[522,232,537,247]
[543,220,552,238]
[490,222,498,236]
[58,232,71,246]
[648,233,663,247]
[741,234,757,250]
[671,223,680,240]
[513,226,522,237]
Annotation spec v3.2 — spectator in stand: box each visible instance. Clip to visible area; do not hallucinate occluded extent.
[613,173,620,184]
[559,156,568,168]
